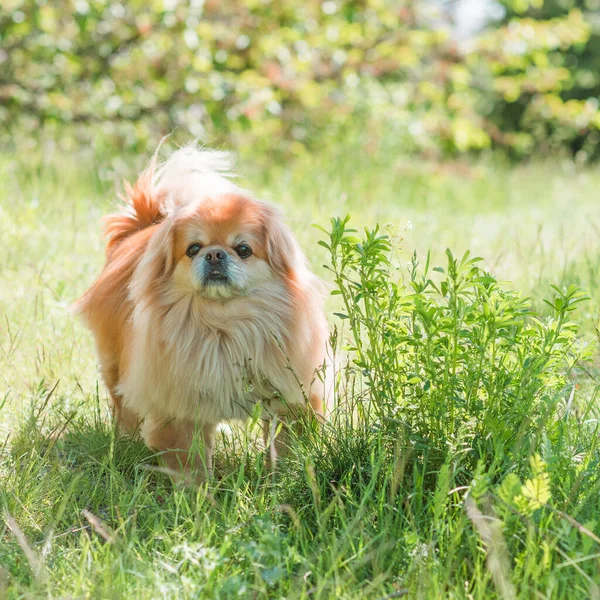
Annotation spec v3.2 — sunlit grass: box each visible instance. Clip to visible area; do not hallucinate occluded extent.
[1,143,600,598]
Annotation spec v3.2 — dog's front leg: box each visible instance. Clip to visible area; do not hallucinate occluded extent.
[262,394,325,470]
[143,419,215,481]
[262,416,290,470]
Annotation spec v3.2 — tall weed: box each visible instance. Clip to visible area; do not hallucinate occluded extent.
[317,216,591,473]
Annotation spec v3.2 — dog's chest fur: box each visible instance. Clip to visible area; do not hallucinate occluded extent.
[120,293,302,423]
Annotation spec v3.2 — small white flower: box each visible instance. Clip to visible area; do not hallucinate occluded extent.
[322,0,337,15]
[404,220,413,231]
[409,542,429,561]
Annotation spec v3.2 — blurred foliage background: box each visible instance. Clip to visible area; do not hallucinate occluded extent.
[1,0,599,160]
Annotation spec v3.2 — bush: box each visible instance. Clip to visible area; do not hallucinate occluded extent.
[2,0,599,158]
[471,4,600,159]
[0,0,446,154]
[316,216,590,471]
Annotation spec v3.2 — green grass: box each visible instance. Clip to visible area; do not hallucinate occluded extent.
[2,142,600,598]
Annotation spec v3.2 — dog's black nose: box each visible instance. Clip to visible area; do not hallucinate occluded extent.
[205,250,227,265]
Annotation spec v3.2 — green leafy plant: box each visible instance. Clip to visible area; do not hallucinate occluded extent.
[2,0,598,158]
[318,216,591,469]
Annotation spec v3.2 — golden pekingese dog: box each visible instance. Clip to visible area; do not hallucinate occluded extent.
[75,145,330,478]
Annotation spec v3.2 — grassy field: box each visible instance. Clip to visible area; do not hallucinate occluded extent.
[1,142,600,599]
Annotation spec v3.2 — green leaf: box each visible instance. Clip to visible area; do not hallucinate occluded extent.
[497,473,522,505]
[521,473,550,510]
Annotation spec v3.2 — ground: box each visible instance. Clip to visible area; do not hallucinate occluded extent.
[1,144,599,598]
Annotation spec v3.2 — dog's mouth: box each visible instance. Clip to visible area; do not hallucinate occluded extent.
[205,271,229,284]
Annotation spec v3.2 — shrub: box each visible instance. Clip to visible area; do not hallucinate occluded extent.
[2,0,599,158]
[317,216,590,471]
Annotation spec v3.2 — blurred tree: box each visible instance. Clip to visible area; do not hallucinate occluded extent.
[472,0,600,158]
[0,0,598,159]
[0,0,444,153]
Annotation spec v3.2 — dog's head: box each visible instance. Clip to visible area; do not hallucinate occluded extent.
[129,150,305,303]
[170,194,300,300]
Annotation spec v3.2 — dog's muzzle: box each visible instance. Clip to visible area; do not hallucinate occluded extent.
[201,251,230,285]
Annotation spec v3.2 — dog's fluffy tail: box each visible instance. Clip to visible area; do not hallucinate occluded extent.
[103,144,235,252]
[103,157,164,253]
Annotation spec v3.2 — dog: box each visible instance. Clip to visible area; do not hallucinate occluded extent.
[74,145,330,478]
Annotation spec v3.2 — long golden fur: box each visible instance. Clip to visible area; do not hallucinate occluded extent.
[75,146,330,477]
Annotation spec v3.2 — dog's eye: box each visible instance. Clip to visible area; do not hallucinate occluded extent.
[235,244,252,259]
[186,243,202,258]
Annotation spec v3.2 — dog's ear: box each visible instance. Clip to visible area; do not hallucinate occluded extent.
[263,206,303,278]
[130,217,175,302]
